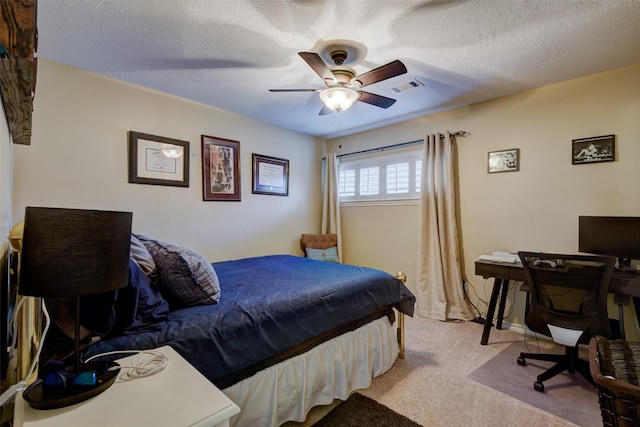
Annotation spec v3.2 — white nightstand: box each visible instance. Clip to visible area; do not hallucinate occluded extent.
[13,346,240,427]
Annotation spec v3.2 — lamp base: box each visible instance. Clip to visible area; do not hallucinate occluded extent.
[23,361,120,410]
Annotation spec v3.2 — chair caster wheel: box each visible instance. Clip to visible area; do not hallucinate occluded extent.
[517,356,527,366]
[534,381,545,392]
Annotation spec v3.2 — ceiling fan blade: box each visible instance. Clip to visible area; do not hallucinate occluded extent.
[318,105,334,116]
[357,91,397,109]
[298,52,335,85]
[269,89,321,92]
[353,60,407,88]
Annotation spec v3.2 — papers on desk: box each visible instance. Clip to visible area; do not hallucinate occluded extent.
[478,252,520,263]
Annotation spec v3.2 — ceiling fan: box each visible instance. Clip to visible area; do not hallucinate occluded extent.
[269,50,407,113]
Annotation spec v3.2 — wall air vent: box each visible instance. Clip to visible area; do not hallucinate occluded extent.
[391,79,424,93]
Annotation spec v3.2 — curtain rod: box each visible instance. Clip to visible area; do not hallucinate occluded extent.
[335,130,470,159]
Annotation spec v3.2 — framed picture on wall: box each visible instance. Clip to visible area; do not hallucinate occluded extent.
[128,131,189,187]
[488,148,520,173]
[201,135,241,201]
[252,153,289,196]
[571,134,615,165]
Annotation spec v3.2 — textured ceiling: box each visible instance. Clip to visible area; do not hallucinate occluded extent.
[36,0,640,139]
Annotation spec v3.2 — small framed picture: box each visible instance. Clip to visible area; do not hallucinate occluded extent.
[201,135,241,201]
[128,131,189,187]
[572,135,615,165]
[488,148,520,173]
[252,153,289,196]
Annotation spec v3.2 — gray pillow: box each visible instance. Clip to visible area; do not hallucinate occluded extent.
[130,234,158,280]
[134,234,220,308]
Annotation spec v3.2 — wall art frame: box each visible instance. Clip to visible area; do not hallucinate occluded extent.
[128,131,189,187]
[571,134,615,165]
[201,135,241,201]
[252,153,289,196]
[488,148,520,173]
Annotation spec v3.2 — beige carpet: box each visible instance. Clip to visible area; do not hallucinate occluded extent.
[284,315,600,426]
[468,341,599,426]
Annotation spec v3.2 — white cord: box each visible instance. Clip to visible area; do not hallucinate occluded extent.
[84,349,168,381]
[25,299,51,381]
[9,296,28,360]
[0,297,51,406]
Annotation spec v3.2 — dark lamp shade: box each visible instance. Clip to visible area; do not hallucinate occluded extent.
[19,207,133,297]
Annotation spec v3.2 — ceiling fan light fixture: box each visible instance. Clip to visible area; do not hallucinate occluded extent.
[319,87,359,112]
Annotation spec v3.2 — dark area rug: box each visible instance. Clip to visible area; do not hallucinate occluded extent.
[311,393,422,427]
[468,341,602,426]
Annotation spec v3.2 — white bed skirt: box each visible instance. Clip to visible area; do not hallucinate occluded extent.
[222,315,399,427]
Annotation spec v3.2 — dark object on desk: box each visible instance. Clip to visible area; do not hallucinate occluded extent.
[516,251,616,393]
[579,215,640,272]
[19,207,132,409]
[589,336,640,427]
[533,259,558,268]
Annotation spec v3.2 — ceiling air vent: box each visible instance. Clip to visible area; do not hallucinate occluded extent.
[391,79,424,93]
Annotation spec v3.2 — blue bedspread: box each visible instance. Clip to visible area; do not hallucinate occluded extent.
[83,255,415,387]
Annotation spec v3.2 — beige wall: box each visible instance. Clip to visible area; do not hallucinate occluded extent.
[1,106,11,244]
[1,106,12,289]
[10,60,640,335]
[328,63,640,336]
[1,101,13,385]
[1,107,11,264]
[12,60,325,261]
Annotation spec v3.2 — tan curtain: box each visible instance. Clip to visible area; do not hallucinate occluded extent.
[321,153,342,262]
[416,132,473,320]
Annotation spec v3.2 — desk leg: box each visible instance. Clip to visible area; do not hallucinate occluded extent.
[496,280,509,330]
[614,294,630,340]
[481,278,506,345]
[632,297,640,340]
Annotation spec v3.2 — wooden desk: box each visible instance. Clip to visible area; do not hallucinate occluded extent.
[474,260,640,345]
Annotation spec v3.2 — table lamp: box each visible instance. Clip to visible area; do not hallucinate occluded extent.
[18,207,132,409]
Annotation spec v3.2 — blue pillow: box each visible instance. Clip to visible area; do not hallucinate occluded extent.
[114,259,170,335]
[306,246,340,263]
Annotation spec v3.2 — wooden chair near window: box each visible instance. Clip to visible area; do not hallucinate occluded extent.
[300,234,339,263]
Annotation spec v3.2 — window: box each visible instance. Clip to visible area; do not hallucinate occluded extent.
[338,168,355,197]
[338,150,422,203]
[359,166,379,196]
[386,161,409,194]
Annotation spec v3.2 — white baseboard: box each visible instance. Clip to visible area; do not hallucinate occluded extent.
[499,321,554,343]
[500,321,526,335]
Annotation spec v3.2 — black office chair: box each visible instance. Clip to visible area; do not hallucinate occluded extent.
[516,251,617,392]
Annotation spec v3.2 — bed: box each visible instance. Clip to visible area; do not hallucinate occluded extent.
[72,236,415,426]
